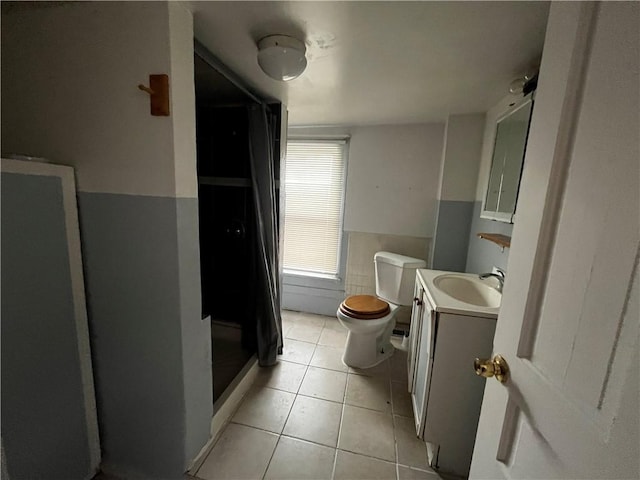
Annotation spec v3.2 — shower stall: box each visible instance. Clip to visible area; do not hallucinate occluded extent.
[197,104,256,400]
[194,51,283,403]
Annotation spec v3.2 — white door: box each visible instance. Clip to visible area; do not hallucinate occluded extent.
[471,2,639,479]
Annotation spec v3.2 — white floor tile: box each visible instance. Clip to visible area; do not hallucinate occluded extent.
[390,348,409,385]
[281,310,298,321]
[394,415,429,470]
[200,309,436,480]
[286,323,323,343]
[281,318,294,338]
[310,344,349,372]
[334,450,397,480]
[349,358,391,378]
[281,311,299,337]
[197,423,278,480]
[323,318,347,332]
[397,465,440,479]
[281,339,316,365]
[254,360,308,393]
[295,312,328,328]
[283,395,343,447]
[339,405,396,462]
[391,381,413,418]
[345,373,392,413]
[318,327,348,348]
[299,366,347,403]
[232,386,295,433]
[264,436,336,480]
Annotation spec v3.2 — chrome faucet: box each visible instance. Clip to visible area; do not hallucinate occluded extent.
[479,268,506,293]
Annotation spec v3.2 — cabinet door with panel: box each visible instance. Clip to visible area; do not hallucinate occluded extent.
[407,271,498,477]
[410,290,435,438]
[407,280,424,390]
[424,313,495,476]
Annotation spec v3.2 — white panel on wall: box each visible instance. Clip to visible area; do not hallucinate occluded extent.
[343,123,444,237]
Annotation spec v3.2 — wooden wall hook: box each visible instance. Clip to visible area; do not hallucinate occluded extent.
[138,84,155,95]
[138,74,170,116]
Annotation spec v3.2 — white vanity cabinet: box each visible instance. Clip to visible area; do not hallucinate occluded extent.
[407,269,498,478]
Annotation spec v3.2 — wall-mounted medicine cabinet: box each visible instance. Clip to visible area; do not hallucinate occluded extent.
[481,94,534,223]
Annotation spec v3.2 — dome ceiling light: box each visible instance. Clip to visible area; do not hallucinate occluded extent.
[257,34,307,82]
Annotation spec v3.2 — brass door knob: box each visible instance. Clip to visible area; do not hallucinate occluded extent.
[474,354,509,383]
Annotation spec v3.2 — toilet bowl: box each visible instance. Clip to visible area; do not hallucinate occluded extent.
[337,295,398,368]
[337,251,426,369]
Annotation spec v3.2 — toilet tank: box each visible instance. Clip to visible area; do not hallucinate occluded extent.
[374,252,427,305]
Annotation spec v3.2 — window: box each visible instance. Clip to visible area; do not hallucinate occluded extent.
[283,139,347,277]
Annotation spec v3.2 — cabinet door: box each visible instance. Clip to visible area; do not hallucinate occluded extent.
[407,281,424,391]
[411,292,436,437]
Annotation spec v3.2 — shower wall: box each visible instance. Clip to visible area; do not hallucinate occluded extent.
[197,106,257,401]
[198,108,255,326]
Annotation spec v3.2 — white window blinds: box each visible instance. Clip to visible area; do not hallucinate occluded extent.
[283,140,347,276]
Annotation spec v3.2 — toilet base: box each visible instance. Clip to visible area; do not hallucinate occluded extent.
[341,320,396,369]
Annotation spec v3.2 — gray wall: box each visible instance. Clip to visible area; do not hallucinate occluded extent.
[1,3,212,477]
[1,173,92,479]
[431,200,475,272]
[465,201,513,274]
[176,198,213,463]
[431,114,485,272]
[78,193,211,478]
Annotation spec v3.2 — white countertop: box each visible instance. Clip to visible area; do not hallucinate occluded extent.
[416,269,500,319]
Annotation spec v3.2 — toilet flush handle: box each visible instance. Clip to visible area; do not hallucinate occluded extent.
[413,297,423,306]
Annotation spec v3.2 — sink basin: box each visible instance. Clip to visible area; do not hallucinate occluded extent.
[432,274,502,308]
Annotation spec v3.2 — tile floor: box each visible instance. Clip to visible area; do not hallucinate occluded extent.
[193,310,441,480]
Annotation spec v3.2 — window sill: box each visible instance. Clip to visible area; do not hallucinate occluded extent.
[283,269,340,281]
[282,270,345,291]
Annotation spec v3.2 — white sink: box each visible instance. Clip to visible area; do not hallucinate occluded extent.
[432,274,502,308]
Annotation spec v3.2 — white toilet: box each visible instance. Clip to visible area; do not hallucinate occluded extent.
[337,251,426,368]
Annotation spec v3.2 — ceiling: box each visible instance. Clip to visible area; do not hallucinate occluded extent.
[188,1,550,126]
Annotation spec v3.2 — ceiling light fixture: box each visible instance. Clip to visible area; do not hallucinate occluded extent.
[257,35,307,82]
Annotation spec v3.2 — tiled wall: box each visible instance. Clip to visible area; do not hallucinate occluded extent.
[344,232,430,325]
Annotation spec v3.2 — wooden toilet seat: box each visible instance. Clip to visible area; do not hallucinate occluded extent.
[339,295,390,320]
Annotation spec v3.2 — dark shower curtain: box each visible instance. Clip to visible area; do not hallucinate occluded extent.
[247,104,283,366]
